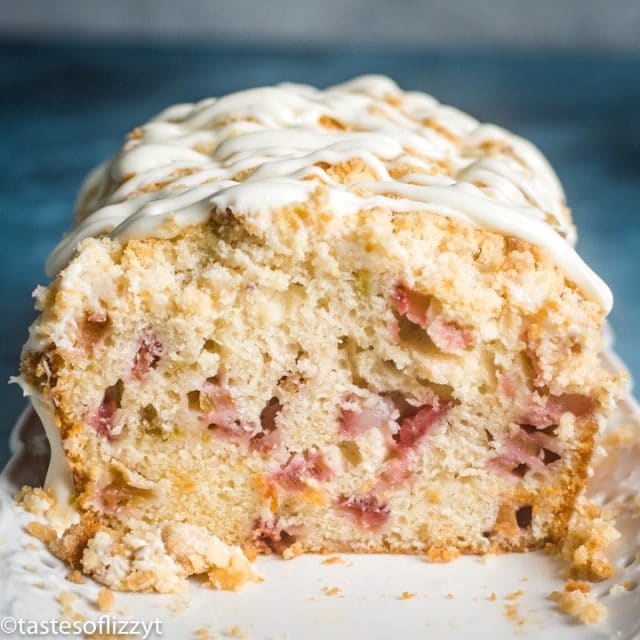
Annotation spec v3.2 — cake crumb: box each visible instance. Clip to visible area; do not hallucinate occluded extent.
[97,587,115,612]
[168,597,190,614]
[488,593,497,602]
[226,626,250,638]
[25,520,56,545]
[549,583,607,625]
[322,586,342,597]
[565,580,590,593]
[66,570,86,584]
[58,590,77,618]
[445,593,454,600]
[282,541,303,560]
[504,603,524,626]
[163,521,261,591]
[426,545,461,564]
[560,498,620,581]
[16,486,54,515]
[321,555,343,565]
[505,589,524,601]
[241,544,258,562]
[399,591,416,600]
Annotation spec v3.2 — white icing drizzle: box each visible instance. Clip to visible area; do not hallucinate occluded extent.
[46,75,612,312]
[13,377,78,529]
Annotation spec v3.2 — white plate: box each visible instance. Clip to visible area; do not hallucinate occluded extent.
[1,342,639,640]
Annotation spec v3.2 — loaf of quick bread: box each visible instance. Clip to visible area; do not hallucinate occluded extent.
[17,75,621,592]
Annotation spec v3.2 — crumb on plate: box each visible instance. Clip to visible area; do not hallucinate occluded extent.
[426,546,461,564]
[58,590,77,618]
[16,486,54,515]
[503,603,524,626]
[549,582,607,625]
[97,587,115,612]
[65,570,85,584]
[282,541,303,560]
[559,498,620,581]
[25,520,56,545]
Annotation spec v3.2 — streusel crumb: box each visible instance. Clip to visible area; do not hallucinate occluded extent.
[65,570,86,584]
[282,541,303,560]
[25,520,56,545]
[550,583,607,625]
[97,587,115,612]
[426,546,461,563]
[561,498,620,581]
[58,590,77,619]
[16,486,54,515]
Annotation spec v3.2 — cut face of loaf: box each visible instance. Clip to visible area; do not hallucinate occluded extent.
[21,207,619,591]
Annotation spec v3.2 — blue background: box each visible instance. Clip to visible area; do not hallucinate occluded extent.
[1,41,639,465]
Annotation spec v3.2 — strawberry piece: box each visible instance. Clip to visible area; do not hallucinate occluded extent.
[130,332,163,380]
[252,517,296,555]
[500,372,595,429]
[378,450,412,488]
[272,450,332,492]
[89,380,123,438]
[520,393,594,429]
[201,377,244,435]
[394,400,450,448]
[251,397,282,451]
[488,426,561,478]
[394,284,429,329]
[79,311,110,351]
[340,394,395,437]
[336,493,390,529]
[425,317,470,355]
[393,284,471,354]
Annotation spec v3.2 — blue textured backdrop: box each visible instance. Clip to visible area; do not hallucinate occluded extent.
[1,41,639,465]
